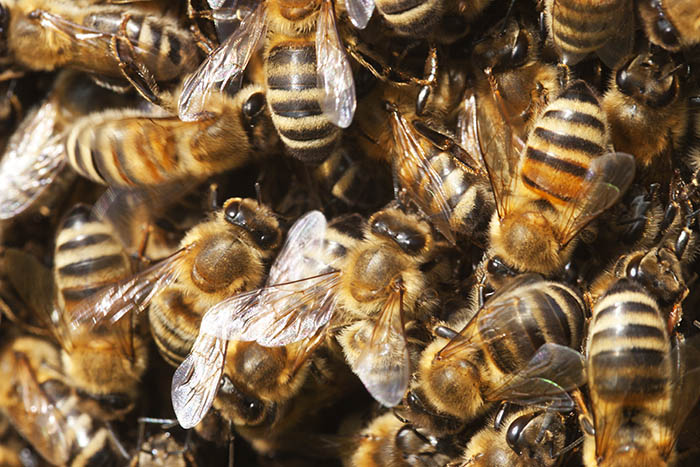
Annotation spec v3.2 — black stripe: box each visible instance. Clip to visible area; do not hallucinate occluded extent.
[533,127,604,155]
[592,348,666,368]
[521,174,572,202]
[267,44,315,67]
[58,255,124,276]
[58,233,112,251]
[553,28,603,50]
[90,143,108,184]
[114,138,137,185]
[596,300,658,321]
[593,324,665,341]
[526,147,588,177]
[555,0,621,13]
[559,82,598,105]
[553,11,611,33]
[541,292,572,346]
[168,34,182,67]
[71,134,91,178]
[595,375,667,396]
[278,123,335,141]
[285,139,337,163]
[272,99,323,119]
[542,110,605,132]
[606,278,644,295]
[379,0,425,14]
[267,72,317,91]
[61,285,107,302]
[148,21,163,60]
[59,205,92,230]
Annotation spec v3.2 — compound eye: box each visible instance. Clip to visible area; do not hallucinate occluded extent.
[655,17,679,49]
[506,411,540,455]
[243,92,266,119]
[251,224,279,249]
[224,199,246,227]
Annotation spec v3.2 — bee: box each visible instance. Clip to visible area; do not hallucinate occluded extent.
[478,79,636,276]
[601,48,691,174]
[543,0,634,68]
[456,407,570,467]
[638,0,700,52]
[171,210,360,429]
[0,335,128,466]
[0,70,129,220]
[178,0,356,164]
[131,418,198,467]
[403,274,586,434]
[5,202,149,420]
[63,84,278,188]
[146,197,283,367]
[580,278,700,467]
[344,411,456,466]
[0,0,202,91]
[385,99,495,246]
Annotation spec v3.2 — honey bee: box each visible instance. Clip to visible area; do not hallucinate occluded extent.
[5,202,149,420]
[543,0,634,68]
[638,0,700,52]
[178,0,356,163]
[0,335,128,465]
[456,407,571,467]
[478,79,636,276]
[344,411,456,466]
[0,70,128,220]
[601,48,691,174]
[0,0,202,91]
[131,418,198,467]
[580,278,700,467]
[403,274,586,434]
[63,84,278,188]
[386,100,495,246]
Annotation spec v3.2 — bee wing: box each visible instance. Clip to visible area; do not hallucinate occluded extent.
[437,274,545,360]
[316,0,356,128]
[455,89,487,173]
[178,2,267,121]
[0,104,67,219]
[486,343,586,411]
[198,210,341,346]
[555,152,636,247]
[595,4,634,69]
[12,352,72,465]
[346,0,375,29]
[350,284,410,407]
[68,245,193,329]
[389,107,457,245]
[171,333,227,429]
[474,83,525,219]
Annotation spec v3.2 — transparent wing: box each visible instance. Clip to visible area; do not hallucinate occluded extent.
[68,245,193,329]
[346,0,375,29]
[456,89,487,172]
[350,284,409,407]
[198,211,341,346]
[595,4,634,69]
[178,2,267,121]
[437,274,545,360]
[12,353,71,465]
[556,152,635,246]
[0,101,67,219]
[316,0,356,128]
[486,343,586,411]
[171,334,227,429]
[388,106,457,245]
[474,79,524,219]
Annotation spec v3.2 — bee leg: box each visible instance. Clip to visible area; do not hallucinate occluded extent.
[110,14,169,110]
[186,0,217,54]
[416,45,438,116]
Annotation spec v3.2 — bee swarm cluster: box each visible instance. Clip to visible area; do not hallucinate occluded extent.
[1,0,700,466]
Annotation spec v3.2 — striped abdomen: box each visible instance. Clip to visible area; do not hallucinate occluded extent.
[547,0,623,62]
[588,278,672,407]
[64,108,249,187]
[53,204,131,316]
[375,0,442,36]
[479,280,585,376]
[78,10,201,80]
[265,38,340,163]
[521,80,609,207]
